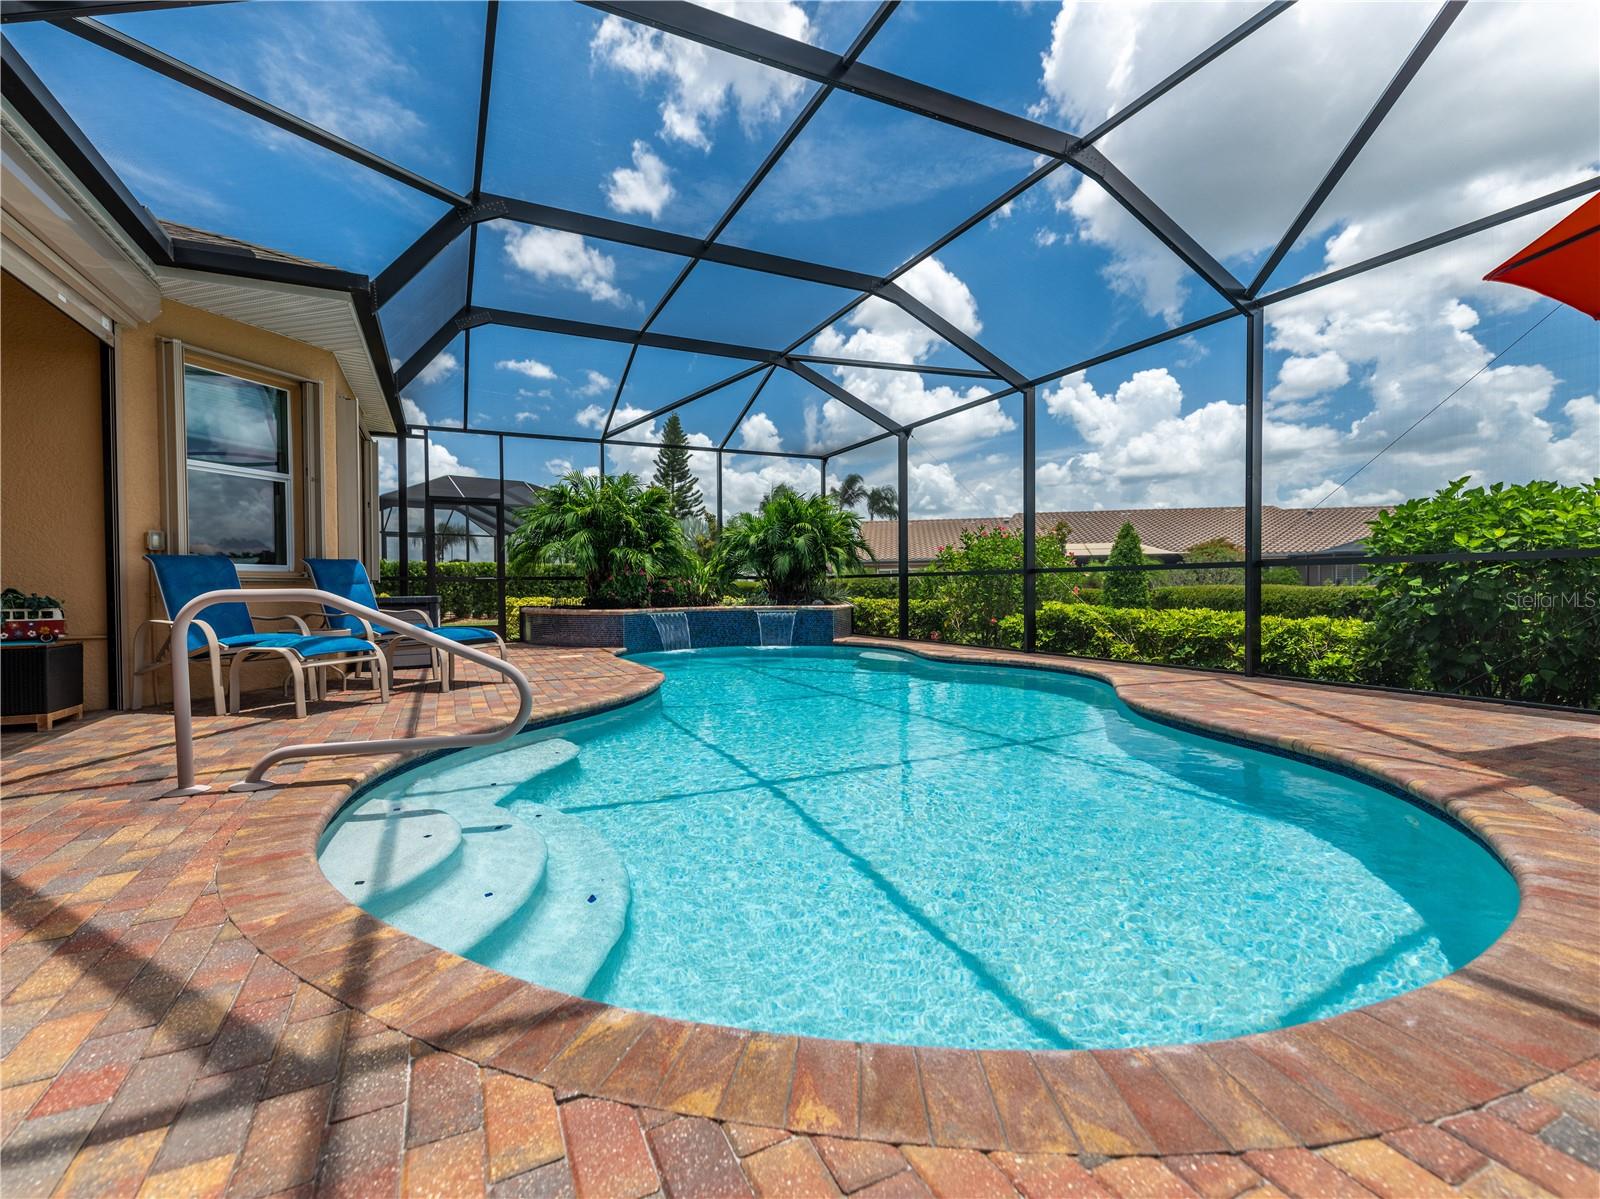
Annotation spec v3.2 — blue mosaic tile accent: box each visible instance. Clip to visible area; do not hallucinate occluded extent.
[622,608,835,651]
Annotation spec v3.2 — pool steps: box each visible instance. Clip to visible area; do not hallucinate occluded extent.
[318,806,462,906]
[318,737,630,997]
[477,802,630,997]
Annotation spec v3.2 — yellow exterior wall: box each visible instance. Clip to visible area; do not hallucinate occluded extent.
[1,271,110,709]
[114,298,364,705]
[4,269,373,710]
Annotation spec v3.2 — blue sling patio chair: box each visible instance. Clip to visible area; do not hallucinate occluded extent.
[134,554,388,718]
[303,558,506,691]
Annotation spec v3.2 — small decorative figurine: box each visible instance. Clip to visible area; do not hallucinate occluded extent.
[1,588,67,642]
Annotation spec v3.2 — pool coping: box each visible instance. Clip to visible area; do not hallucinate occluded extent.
[214,639,1600,1156]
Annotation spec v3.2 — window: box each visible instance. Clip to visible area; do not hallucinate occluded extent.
[182,363,292,566]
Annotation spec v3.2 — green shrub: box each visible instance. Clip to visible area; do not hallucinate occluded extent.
[849,597,955,641]
[837,575,897,599]
[1364,477,1600,706]
[1017,603,1374,680]
[379,561,587,620]
[1260,615,1378,681]
[1149,584,1376,618]
[508,472,691,608]
[378,561,499,620]
[505,594,583,632]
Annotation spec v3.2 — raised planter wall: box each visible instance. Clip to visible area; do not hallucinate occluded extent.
[519,605,851,649]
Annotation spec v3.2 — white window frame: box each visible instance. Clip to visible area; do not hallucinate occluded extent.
[160,340,309,574]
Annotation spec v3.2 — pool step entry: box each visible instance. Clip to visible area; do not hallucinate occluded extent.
[323,795,550,957]
[317,735,629,998]
[390,738,581,805]
[476,803,630,997]
[319,805,462,907]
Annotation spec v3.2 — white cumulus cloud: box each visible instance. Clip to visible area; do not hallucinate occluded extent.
[591,1,813,149]
[416,351,459,386]
[738,411,781,452]
[809,257,1012,454]
[496,223,628,306]
[496,357,558,380]
[605,141,675,219]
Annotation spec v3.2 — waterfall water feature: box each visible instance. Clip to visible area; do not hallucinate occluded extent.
[756,610,795,647]
[649,610,692,651]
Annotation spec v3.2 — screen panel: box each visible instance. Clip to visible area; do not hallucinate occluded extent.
[1259,1,1600,296]
[465,326,634,437]
[718,87,1037,277]
[6,23,449,276]
[481,1,819,239]
[100,0,485,194]
[1098,2,1437,274]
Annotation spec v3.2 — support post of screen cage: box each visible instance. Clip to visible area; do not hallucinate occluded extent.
[897,431,909,640]
[396,433,410,586]
[1244,310,1264,675]
[1022,385,1037,654]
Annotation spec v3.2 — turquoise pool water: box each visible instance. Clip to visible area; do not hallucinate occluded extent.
[323,646,1517,1050]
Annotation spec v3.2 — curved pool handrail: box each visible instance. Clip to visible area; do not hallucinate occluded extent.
[167,588,533,795]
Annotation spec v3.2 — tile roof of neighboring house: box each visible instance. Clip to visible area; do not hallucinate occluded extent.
[158,220,340,271]
[859,505,1386,565]
[859,517,1009,564]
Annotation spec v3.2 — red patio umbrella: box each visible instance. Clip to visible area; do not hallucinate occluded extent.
[1483,192,1600,318]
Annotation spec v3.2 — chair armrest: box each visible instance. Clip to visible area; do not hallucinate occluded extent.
[254,612,313,634]
[382,608,435,625]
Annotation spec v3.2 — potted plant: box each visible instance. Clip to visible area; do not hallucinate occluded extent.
[1,588,66,642]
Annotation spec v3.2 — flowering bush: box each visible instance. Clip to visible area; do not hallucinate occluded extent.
[911,522,1086,645]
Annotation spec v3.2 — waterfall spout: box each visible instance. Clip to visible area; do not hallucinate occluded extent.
[756,610,795,648]
[648,610,692,651]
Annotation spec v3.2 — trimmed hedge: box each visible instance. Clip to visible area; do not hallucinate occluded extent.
[505,595,583,630]
[852,597,1374,683]
[1148,584,1375,619]
[1012,603,1372,680]
[380,561,583,619]
[849,597,954,641]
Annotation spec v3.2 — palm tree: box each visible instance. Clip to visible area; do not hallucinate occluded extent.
[866,485,898,519]
[719,489,869,604]
[829,472,867,511]
[507,472,689,607]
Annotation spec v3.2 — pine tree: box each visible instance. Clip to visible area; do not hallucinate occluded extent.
[651,413,705,522]
[1101,521,1152,608]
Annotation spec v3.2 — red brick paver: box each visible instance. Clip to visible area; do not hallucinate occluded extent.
[2,642,1597,1196]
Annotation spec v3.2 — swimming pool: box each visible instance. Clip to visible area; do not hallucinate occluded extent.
[318,646,1517,1050]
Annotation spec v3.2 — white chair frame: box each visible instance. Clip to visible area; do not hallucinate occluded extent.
[333,607,507,692]
[132,611,389,718]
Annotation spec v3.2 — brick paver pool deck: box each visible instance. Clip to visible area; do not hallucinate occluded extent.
[2,641,1596,1197]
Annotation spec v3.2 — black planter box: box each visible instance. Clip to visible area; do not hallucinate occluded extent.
[1,640,84,731]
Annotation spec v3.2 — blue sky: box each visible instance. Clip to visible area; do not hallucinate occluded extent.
[9,1,1596,518]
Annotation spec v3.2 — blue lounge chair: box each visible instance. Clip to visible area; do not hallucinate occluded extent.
[303,558,506,691]
[135,554,388,718]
